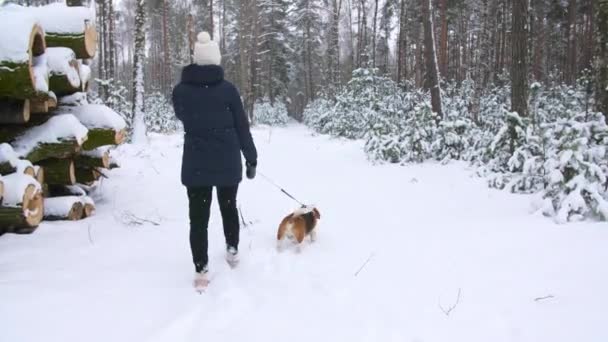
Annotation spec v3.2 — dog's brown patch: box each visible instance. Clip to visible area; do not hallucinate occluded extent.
[277,207,321,245]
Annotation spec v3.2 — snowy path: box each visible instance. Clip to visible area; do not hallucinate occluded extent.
[1,125,607,342]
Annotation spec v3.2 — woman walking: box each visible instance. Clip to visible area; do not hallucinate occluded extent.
[172,32,258,289]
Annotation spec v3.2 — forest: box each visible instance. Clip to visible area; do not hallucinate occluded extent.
[8,0,608,223]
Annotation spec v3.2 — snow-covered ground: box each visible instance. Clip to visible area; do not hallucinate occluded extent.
[1,125,607,342]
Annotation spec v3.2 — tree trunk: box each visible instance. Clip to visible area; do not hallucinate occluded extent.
[421,0,443,118]
[511,0,529,117]
[397,0,408,84]
[598,0,608,119]
[439,0,448,78]
[567,0,578,84]
[372,0,379,68]
[131,0,147,143]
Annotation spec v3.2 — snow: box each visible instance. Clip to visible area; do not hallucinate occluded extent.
[0,143,19,166]
[32,54,49,92]
[11,114,88,158]
[79,62,91,85]
[81,146,109,158]
[0,6,39,63]
[58,104,127,131]
[3,3,94,35]
[1,126,607,342]
[59,92,88,106]
[46,47,81,87]
[44,196,81,217]
[14,159,34,174]
[2,173,40,206]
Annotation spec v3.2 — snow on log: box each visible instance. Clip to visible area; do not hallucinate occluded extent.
[47,47,81,97]
[57,105,127,150]
[0,176,3,205]
[79,62,91,91]
[43,196,83,221]
[33,165,44,185]
[0,9,47,99]
[38,158,76,185]
[0,100,30,124]
[58,92,88,107]
[76,148,110,169]
[0,173,43,232]
[0,144,35,176]
[11,114,88,163]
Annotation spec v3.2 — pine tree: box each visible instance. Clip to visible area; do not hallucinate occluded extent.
[131,0,147,143]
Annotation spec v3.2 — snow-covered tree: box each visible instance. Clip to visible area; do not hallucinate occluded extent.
[253,99,290,126]
[131,0,147,143]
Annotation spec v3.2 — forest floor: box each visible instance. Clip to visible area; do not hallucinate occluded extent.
[1,125,607,342]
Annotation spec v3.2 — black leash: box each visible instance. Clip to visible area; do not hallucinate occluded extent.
[257,171,305,206]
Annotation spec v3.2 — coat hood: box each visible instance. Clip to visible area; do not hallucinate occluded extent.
[180,64,224,86]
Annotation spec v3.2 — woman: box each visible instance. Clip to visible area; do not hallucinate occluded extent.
[172,32,258,289]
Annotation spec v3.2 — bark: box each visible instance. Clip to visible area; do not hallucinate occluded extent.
[439,0,448,78]
[397,0,408,84]
[372,0,379,68]
[567,0,578,84]
[75,167,102,185]
[38,159,76,185]
[25,139,82,164]
[598,0,608,119]
[82,128,126,151]
[511,0,529,117]
[421,0,443,118]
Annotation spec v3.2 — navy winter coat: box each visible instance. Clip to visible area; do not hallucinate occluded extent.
[172,64,258,187]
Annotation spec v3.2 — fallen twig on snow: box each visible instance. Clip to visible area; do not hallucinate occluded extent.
[439,288,462,316]
[534,294,555,302]
[118,211,161,226]
[354,252,375,277]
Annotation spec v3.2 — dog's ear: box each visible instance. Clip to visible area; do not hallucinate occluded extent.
[313,208,321,219]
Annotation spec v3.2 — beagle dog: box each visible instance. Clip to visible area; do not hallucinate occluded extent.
[276,206,321,250]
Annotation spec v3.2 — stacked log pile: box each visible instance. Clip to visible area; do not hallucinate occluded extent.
[0,2,124,234]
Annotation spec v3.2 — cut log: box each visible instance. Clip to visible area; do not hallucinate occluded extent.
[0,14,47,99]
[47,47,82,97]
[25,139,83,164]
[81,196,95,218]
[11,114,88,163]
[0,174,43,233]
[0,177,4,205]
[0,100,30,124]
[43,196,84,221]
[30,98,49,114]
[46,26,97,60]
[76,150,110,169]
[47,92,58,109]
[75,167,101,185]
[38,158,76,185]
[83,128,125,150]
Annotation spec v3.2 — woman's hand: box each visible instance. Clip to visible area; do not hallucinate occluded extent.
[246,161,257,179]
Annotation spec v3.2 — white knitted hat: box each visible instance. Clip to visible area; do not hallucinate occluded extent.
[193,32,221,66]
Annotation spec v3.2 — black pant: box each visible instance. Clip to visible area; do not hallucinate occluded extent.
[187,185,240,272]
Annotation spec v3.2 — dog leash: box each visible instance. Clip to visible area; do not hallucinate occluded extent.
[257,171,305,207]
